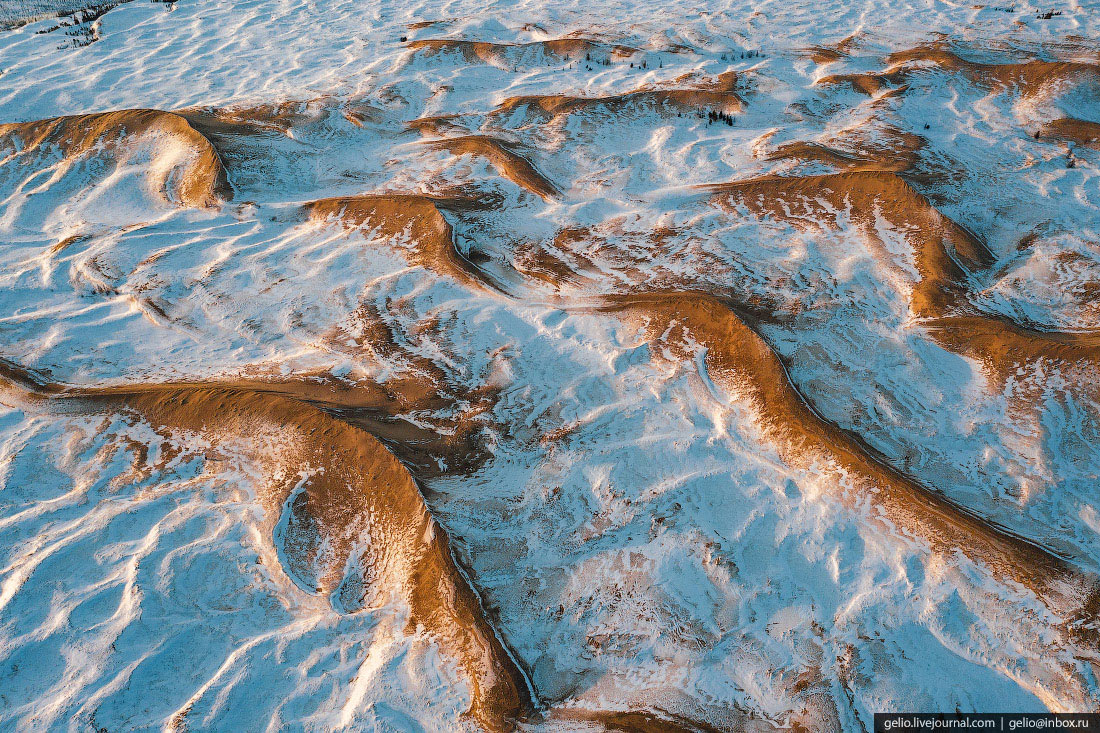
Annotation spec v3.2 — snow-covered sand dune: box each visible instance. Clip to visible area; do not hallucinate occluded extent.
[0,0,1099,730]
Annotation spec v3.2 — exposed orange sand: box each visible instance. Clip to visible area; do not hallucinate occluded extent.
[319,299,502,478]
[405,114,468,136]
[765,140,914,173]
[703,172,1100,390]
[420,135,560,200]
[0,109,230,208]
[803,46,846,64]
[815,71,901,97]
[0,364,533,733]
[705,171,991,318]
[926,315,1100,382]
[819,45,1100,98]
[302,194,501,291]
[598,293,1100,648]
[804,33,862,64]
[178,101,318,137]
[1040,118,1100,149]
[409,38,638,65]
[495,86,745,121]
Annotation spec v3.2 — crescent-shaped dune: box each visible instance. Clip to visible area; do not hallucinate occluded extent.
[302,194,502,291]
[0,364,533,733]
[420,135,561,200]
[0,109,231,208]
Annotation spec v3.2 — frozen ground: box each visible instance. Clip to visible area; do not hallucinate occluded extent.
[0,0,1098,730]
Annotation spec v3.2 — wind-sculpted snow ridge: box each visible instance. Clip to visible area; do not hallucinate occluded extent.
[0,362,534,733]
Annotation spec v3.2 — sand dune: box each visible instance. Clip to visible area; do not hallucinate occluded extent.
[0,364,533,733]
[0,109,230,208]
[494,84,744,121]
[406,114,469,136]
[886,46,1100,96]
[705,172,991,318]
[815,71,902,97]
[764,139,919,174]
[819,45,1100,99]
[802,34,862,64]
[178,102,321,138]
[704,172,1100,392]
[420,135,561,200]
[926,316,1100,382]
[1040,118,1100,149]
[409,38,638,66]
[6,4,1100,726]
[302,194,501,291]
[598,293,1100,643]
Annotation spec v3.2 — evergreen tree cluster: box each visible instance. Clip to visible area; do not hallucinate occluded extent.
[707,109,735,126]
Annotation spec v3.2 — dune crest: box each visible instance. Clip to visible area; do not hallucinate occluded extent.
[819,45,1100,99]
[0,109,231,208]
[302,194,501,291]
[178,101,321,138]
[494,83,744,121]
[409,38,639,67]
[598,293,1100,652]
[1040,118,1100,149]
[0,366,533,733]
[421,135,561,200]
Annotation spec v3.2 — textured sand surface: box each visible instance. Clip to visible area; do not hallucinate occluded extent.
[1,0,1099,730]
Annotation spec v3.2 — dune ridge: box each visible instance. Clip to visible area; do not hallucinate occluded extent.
[302,194,502,291]
[0,363,534,733]
[596,293,1100,649]
[178,102,320,138]
[704,171,1100,387]
[0,109,231,208]
[1040,118,1100,149]
[819,45,1100,98]
[494,82,744,121]
[421,135,560,200]
[408,38,638,66]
